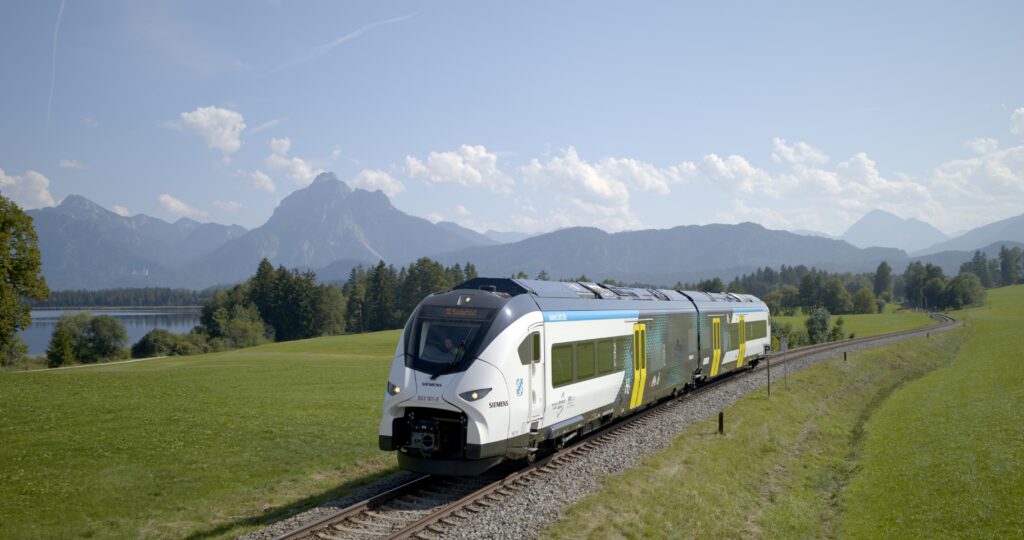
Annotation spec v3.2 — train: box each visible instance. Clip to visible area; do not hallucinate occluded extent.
[378,277,771,475]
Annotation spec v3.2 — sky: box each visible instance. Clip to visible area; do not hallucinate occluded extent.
[1,1,1022,237]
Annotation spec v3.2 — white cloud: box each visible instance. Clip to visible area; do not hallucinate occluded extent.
[265,137,321,186]
[679,153,784,196]
[349,169,404,197]
[0,168,56,209]
[214,200,242,212]
[455,204,470,215]
[771,137,830,165]
[405,145,513,193]
[521,147,637,230]
[425,212,444,223]
[157,193,207,220]
[240,169,276,193]
[180,106,246,161]
[58,159,85,169]
[931,145,1024,200]
[964,138,999,155]
[1012,107,1024,135]
[112,205,130,217]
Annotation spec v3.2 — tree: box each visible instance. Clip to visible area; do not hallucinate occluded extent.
[941,272,986,309]
[131,329,198,358]
[0,195,50,363]
[82,315,128,362]
[828,316,846,342]
[46,324,77,367]
[852,287,877,314]
[873,261,892,298]
[823,277,852,314]
[365,261,398,331]
[696,277,725,293]
[536,270,550,281]
[999,245,1021,287]
[805,307,831,345]
[799,273,823,309]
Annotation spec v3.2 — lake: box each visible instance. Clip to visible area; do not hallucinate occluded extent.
[20,309,202,356]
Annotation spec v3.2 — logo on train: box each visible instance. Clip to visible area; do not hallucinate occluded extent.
[515,378,524,397]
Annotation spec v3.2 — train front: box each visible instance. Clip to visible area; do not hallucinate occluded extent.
[378,286,532,476]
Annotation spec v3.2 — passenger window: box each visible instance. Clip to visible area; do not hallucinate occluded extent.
[614,337,628,370]
[597,340,614,374]
[552,344,573,387]
[576,342,596,380]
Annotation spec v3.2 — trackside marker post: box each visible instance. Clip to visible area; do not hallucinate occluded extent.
[718,411,724,435]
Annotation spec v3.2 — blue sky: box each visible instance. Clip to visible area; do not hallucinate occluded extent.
[1,1,1022,236]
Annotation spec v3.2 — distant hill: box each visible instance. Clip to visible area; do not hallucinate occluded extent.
[434,223,908,285]
[484,230,535,244]
[913,213,1024,256]
[436,222,498,247]
[841,210,947,252]
[28,196,246,289]
[912,241,1024,276]
[790,229,833,239]
[182,173,497,288]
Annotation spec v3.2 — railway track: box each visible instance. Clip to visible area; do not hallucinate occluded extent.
[275,312,958,540]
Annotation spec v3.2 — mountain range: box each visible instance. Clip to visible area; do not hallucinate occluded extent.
[24,172,1024,290]
[839,209,948,252]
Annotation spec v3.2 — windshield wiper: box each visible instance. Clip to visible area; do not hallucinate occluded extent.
[431,328,476,380]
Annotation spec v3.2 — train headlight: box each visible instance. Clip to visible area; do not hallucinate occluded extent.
[387,382,402,396]
[459,388,492,402]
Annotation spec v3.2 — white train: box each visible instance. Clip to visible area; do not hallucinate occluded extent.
[379,278,770,475]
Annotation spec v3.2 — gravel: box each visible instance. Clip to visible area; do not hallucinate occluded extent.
[240,323,953,540]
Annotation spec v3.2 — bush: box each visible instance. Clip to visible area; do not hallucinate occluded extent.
[131,329,199,359]
[805,308,831,344]
[45,312,128,366]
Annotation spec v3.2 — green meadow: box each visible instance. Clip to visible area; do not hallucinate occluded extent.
[771,302,937,338]
[547,286,1023,539]
[0,330,402,539]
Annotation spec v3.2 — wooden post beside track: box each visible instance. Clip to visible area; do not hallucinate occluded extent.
[718,411,724,434]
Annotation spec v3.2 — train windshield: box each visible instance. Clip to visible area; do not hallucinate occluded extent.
[408,306,495,376]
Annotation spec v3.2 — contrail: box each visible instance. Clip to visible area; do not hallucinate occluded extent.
[45,0,66,133]
[270,12,416,74]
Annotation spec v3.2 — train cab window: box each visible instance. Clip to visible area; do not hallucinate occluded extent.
[597,339,614,374]
[576,342,596,380]
[518,332,540,365]
[551,344,574,387]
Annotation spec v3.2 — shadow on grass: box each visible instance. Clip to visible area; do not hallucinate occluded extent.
[183,467,400,540]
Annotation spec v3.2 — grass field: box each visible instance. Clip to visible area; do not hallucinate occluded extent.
[0,330,403,539]
[772,302,937,339]
[547,286,1024,538]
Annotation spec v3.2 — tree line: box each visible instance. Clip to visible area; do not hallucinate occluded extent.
[29,287,214,308]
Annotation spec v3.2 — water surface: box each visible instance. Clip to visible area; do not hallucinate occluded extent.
[20,309,202,356]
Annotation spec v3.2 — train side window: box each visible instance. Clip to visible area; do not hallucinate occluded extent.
[614,336,628,370]
[576,341,596,380]
[597,339,614,374]
[519,332,541,365]
[551,344,573,387]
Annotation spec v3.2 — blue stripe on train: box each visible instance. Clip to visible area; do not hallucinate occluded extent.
[543,310,640,323]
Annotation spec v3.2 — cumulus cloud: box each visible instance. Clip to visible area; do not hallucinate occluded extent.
[214,200,242,212]
[405,145,514,193]
[157,193,207,220]
[244,169,276,193]
[112,205,130,217]
[58,159,85,169]
[771,137,830,165]
[931,145,1024,200]
[349,169,404,197]
[265,137,321,186]
[0,168,56,209]
[964,138,999,155]
[1012,107,1024,135]
[180,106,246,161]
[521,147,637,230]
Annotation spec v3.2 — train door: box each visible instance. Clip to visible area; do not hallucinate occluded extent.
[527,324,544,424]
[736,315,747,368]
[710,317,722,376]
[630,323,647,409]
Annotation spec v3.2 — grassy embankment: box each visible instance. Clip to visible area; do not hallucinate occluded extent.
[547,285,1024,538]
[771,302,937,338]
[0,330,402,539]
